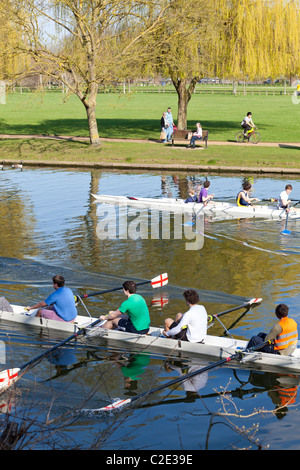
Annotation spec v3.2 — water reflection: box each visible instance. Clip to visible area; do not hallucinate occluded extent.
[145,359,300,419]
[164,359,208,399]
[244,371,299,419]
[110,353,151,395]
[1,167,300,449]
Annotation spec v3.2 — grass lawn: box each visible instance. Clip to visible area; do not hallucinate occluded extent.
[1,138,300,170]
[0,91,299,170]
[1,90,299,142]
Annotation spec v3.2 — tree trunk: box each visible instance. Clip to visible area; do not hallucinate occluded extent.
[172,77,198,130]
[177,90,189,129]
[83,99,101,146]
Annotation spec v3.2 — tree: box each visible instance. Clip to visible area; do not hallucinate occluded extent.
[143,0,300,129]
[4,0,172,145]
[0,3,29,81]
[215,0,300,82]
[141,0,220,129]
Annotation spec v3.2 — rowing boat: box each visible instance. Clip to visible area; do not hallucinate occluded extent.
[92,194,300,221]
[2,304,300,375]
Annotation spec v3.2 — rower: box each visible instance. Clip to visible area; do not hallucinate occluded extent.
[185,189,198,203]
[99,280,150,334]
[278,184,292,211]
[26,275,77,322]
[247,303,298,355]
[163,290,207,343]
[236,182,259,206]
[198,181,214,204]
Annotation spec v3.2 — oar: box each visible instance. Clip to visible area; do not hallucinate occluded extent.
[96,340,272,412]
[207,297,262,338]
[261,198,279,203]
[281,211,291,235]
[262,198,300,204]
[75,273,168,301]
[0,316,108,393]
[207,297,262,324]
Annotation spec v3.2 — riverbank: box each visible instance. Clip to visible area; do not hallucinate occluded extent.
[0,134,300,174]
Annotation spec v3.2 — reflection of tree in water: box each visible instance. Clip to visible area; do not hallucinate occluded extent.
[0,189,37,259]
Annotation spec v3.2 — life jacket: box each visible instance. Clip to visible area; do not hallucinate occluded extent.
[274,317,298,351]
[236,190,250,207]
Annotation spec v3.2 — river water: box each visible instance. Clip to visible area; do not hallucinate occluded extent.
[1,166,300,451]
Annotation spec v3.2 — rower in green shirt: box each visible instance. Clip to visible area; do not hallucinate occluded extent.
[99,280,150,334]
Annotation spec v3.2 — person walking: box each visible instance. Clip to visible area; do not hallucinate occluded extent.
[165,107,174,142]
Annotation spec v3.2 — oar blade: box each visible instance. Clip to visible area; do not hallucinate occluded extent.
[281,211,290,235]
[248,297,262,305]
[99,398,132,411]
[0,368,20,391]
[150,273,168,288]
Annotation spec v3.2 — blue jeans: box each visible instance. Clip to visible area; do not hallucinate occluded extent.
[247,332,277,354]
[166,125,173,142]
[190,136,202,148]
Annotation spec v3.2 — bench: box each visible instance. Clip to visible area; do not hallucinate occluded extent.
[171,129,209,148]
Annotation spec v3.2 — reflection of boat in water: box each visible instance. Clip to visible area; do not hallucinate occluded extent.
[115,353,151,393]
[164,360,208,397]
[140,364,299,418]
[246,370,299,419]
[92,194,300,221]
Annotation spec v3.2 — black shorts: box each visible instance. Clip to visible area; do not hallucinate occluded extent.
[118,318,149,335]
[170,321,188,341]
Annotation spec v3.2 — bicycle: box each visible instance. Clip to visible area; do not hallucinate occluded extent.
[235,127,261,144]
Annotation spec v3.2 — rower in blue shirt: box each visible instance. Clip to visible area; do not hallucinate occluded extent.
[26,275,77,322]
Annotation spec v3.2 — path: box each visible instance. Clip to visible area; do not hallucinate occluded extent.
[0,133,299,148]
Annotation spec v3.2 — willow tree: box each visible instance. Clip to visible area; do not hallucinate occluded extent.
[213,0,300,82]
[6,0,172,145]
[0,3,30,85]
[143,0,300,129]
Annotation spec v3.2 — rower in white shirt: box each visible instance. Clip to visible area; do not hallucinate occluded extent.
[278,184,292,211]
[163,290,207,343]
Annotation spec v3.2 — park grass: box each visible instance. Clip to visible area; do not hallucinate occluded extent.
[0,91,299,170]
[1,90,299,142]
[1,138,300,170]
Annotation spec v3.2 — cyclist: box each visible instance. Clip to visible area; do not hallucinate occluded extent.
[241,112,256,137]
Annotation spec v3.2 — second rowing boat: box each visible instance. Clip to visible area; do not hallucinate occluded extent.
[92,194,300,221]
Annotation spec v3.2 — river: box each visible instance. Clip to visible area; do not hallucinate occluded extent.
[1,165,300,451]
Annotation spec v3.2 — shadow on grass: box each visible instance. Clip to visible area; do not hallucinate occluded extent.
[0,136,90,160]
[1,118,248,141]
[279,144,300,150]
